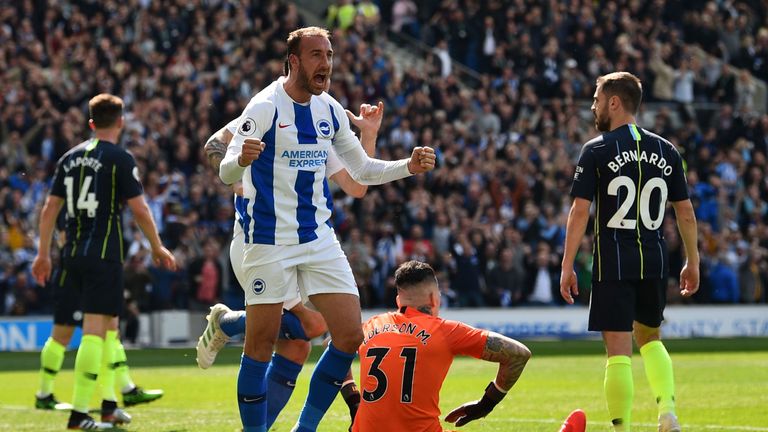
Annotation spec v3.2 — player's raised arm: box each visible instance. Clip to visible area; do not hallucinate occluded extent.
[329,101,385,197]
[219,100,274,185]
[345,101,383,157]
[204,121,244,195]
[329,97,435,185]
[204,125,234,172]
[445,332,531,427]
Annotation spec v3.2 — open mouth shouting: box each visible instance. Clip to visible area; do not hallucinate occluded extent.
[313,72,328,87]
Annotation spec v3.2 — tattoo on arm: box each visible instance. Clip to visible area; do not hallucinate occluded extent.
[480,332,531,391]
[205,136,227,171]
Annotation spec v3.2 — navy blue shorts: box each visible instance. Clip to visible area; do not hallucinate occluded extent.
[589,278,666,331]
[54,256,124,325]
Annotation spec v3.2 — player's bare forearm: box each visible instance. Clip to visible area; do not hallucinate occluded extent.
[37,196,64,255]
[204,127,233,171]
[672,199,699,265]
[330,170,367,198]
[480,332,531,391]
[561,198,591,268]
[360,131,376,157]
[347,101,383,157]
[127,195,163,250]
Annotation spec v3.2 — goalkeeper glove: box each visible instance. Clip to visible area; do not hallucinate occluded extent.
[445,381,507,427]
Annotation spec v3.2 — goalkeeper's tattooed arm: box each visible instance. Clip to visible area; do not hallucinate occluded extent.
[445,333,531,427]
[480,332,531,391]
[205,126,234,171]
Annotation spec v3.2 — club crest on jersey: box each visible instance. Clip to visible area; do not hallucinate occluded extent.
[251,279,266,295]
[239,118,257,136]
[315,119,333,138]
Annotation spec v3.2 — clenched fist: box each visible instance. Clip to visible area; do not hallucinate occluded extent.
[407,146,437,174]
[238,138,266,166]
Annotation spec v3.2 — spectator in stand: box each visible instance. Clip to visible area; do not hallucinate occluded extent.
[708,252,740,303]
[524,243,561,306]
[486,247,525,307]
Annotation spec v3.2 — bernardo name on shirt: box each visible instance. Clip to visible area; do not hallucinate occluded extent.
[607,149,673,176]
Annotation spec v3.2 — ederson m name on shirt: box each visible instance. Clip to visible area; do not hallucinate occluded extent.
[361,321,432,346]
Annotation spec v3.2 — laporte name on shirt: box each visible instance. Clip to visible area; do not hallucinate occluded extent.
[62,156,103,174]
[362,322,432,346]
[281,149,328,168]
[607,149,673,176]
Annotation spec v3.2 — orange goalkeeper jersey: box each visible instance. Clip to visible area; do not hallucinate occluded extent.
[353,306,488,432]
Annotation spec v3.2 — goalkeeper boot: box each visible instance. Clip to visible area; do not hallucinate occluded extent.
[122,386,163,406]
[559,409,586,432]
[196,303,231,369]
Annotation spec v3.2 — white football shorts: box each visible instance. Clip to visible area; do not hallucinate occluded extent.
[231,221,301,309]
[235,227,358,306]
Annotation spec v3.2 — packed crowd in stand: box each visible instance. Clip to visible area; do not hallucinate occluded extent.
[1,0,766,318]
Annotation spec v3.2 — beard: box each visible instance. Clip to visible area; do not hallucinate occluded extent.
[297,61,327,96]
[594,108,611,132]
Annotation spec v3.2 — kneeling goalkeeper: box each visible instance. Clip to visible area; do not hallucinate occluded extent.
[353,260,531,432]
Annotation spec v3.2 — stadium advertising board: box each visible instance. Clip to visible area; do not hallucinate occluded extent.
[1,306,767,351]
[0,318,82,351]
[363,305,768,340]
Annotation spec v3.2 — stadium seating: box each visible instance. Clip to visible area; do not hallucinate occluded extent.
[0,0,766,317]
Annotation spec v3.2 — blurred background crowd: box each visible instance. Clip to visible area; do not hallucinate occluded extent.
[1,0,767,327]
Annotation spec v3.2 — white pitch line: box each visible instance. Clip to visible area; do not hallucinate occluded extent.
[2,406,767,431]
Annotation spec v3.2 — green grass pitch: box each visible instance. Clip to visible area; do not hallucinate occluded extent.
[1,338,766,431]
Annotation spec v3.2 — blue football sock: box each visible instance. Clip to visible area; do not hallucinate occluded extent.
[266,354,303,429]
[279,310,309,340]
[238,354,268,432]
[295,343,354,431]
[220,310,246,338]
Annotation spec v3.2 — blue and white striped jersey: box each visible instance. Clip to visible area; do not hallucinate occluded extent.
[221,78,410,245]
[224,117,346,238]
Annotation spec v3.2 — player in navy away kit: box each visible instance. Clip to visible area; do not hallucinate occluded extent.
[32,94,176,430]
[34,211,164,413]
[560,72,699,432]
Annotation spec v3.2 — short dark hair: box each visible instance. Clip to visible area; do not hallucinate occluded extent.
[286,26,331,72]
[395,261,437,291]
[89,93,124,128]
[597,72,643,114]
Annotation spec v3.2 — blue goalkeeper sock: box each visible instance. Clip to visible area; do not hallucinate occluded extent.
[220,311,246,338]
[294,343,354,431]
[237,354,268,432]
[279,310,309,340]
[265,354,303,429]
